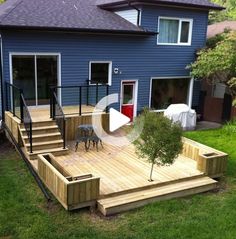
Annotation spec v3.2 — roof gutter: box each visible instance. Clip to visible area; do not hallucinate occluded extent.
[0,25,157,36]
[127,0,141,26]
[99,0,225,11]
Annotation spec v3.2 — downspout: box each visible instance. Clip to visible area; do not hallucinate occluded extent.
[0,33,4,122]
[127,1,141,26]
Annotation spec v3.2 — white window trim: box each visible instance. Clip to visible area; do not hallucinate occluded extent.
[89,61,112,86]
[9,52,62,105]
[149,76,193,112]
[157,16,193,46]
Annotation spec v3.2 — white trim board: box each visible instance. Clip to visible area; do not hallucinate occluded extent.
[115,9,139,26]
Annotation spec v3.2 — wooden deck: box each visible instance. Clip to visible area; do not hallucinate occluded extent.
[37,139,220,215]
[5,111,227,215]
[53,141,204,197]
[29,105,96,122]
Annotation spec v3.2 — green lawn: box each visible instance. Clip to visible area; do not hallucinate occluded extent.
[1,126,236,239]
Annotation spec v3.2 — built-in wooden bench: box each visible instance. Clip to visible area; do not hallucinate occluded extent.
[38,153,100,210]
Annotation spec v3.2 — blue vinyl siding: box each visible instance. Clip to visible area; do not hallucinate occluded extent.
[1,6,208,112]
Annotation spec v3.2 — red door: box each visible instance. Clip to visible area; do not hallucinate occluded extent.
[121,82,136,122]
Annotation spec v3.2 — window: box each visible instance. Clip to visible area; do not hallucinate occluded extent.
[212,83,226,99]
[158,17,193,45]
[11,54,58,106]
[89,62,112,85]
[150,77,190,110]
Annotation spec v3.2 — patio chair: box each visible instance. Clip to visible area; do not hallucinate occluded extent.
[85,127,103,152]
[87,129,103,152]
[75,126,90,152]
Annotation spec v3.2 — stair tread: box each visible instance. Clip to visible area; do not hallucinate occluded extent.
[21,120,55,125]
[23,132,61,139]
[25,139,63,147]
[21,125,58,131]
[28,147,68,155]
[98,177,217,208]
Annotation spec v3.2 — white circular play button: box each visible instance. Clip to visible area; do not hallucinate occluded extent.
[109,108,130,132]
[92,93,143,147]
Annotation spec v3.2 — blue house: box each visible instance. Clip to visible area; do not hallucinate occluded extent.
[0,0,223,121]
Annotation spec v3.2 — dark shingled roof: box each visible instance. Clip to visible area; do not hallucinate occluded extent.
[97,0,224,10]
[0,0,224,34]
[0,0,151,34]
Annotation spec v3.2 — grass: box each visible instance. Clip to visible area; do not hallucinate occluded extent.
[1,125,236,239]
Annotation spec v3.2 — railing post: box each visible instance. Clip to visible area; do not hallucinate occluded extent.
[5,82,9,111]
[79,86,82,116]
[86,86,89,106]
[12,86,15,116]
[63,119,66,149]
[96,83,98,104]
[29,121,33,153]
[20,93,24,122]
[50,88,53,119]
[106,85,109,113]
[52,92,56,120]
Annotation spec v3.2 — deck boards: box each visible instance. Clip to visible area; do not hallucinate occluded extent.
[55,141,203,197]
[29,105,96,122]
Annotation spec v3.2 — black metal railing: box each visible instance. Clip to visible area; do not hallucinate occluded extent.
[5,82,22,120]
[51,91,66,149]
[21,94,33,153]
[50,83,109,116]
[5,82,33,153]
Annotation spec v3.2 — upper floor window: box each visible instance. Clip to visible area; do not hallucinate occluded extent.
[157,17,193,46]
[89,61,112,85]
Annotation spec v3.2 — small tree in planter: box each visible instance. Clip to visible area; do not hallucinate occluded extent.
[133,110,183,182]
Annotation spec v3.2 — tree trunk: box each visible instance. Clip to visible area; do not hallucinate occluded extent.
[149,163,154,182]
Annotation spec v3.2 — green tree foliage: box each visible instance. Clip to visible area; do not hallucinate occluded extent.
[133,110,183,182]
[190,31,236,106]
[210,0,236,23]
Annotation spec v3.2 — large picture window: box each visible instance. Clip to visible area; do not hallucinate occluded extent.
[158,17,193,45]
[89,61,112,85]
[150,77,191,110]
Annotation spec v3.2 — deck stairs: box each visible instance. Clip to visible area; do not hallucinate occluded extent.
[19,120,68,160]
[97,175,218,216]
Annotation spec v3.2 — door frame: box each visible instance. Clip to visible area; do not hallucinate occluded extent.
[120,79,138,119]
[9,52,61,106]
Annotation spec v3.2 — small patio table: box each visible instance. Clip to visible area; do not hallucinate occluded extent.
[75,124,103,152]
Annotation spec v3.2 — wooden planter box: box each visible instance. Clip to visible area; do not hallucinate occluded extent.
[182,138,228,178]
[197,153,228,178]
[38,153,100,210]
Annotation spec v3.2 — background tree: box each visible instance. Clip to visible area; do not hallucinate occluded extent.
[189,31,236,106]
[133,110,183,182]
[210,0,236,24]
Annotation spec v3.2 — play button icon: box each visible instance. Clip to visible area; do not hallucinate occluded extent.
[109,108,130,132]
